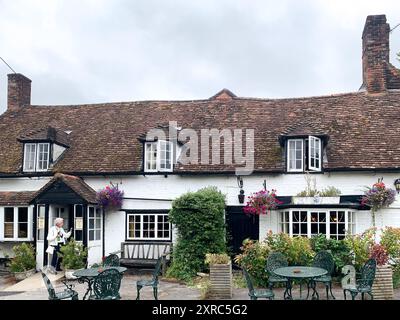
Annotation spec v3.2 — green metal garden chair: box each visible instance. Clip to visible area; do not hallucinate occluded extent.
[89,268,123,300]
[310,250,336,300]
[266,252,289,295]
[242,268,274,300]
[343,258,377,300]
[136,256,163,300]
[41,271,79,300]
[103,253,120,267]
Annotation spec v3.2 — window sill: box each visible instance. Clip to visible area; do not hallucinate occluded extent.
[0,238,33,242]
[126,238,171,242]
[285,171,323,174]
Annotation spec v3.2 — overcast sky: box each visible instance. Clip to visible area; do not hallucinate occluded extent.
[0,0,399,113]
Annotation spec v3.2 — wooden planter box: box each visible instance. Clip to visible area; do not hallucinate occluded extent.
[372,265,393,300]
[209,262,232,299]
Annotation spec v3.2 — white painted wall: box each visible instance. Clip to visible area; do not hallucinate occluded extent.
[83,172,400,206]
[0,177,51,192]
[1,171,400,262]
[52,144,66,163]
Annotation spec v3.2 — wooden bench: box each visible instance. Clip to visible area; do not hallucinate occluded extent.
[119,242,172,275]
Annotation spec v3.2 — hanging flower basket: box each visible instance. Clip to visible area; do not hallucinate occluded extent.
[361,179,396,211]
[243,189,282,215]
[96,185,124,211]
[361,179,396,227]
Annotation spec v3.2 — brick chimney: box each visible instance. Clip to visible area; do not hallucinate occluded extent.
[361,15,400,93]
[7,73,31,111]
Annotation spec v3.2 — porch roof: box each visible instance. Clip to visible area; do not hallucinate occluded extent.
[30,173,97,204]
[0,191,36,206]
[276,195,367,210]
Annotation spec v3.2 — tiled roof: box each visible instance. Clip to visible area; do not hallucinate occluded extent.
[18,126,70,147]
[0,191,36,205]
[31,173,97,203]
[1,90,400,175]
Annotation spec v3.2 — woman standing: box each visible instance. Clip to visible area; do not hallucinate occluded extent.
[46,217,72,274]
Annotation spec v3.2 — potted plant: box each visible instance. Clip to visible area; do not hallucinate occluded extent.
[96,184,124,211]
[243,189,282,216]
[205,253,232,299]
[292,174,341,205]
[370,244,394,299]
[361,178,396,228]
[59,238,88,280]
[10,243,36,281]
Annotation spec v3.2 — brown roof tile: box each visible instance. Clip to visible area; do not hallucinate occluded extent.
[31,173,97,203]
[0,191,36,206]
[1,90,400,174]
[18,126,70,147]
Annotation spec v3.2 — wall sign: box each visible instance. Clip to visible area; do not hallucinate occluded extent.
[38,217,45,229]
[75,217,83,230]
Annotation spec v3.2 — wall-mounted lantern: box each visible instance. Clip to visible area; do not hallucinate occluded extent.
[237,176,245,204]
[394,178,400,194]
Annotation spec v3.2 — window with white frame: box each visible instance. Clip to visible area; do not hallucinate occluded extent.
[37,205,45,241]
[88,207,102,241]
[37,143,50,171]
[292,211,308,237]
[279,209,355,240]
[74,204,84,242]
[308,136,321,171]
[3,207,29,240]
[127,213,171,240]
[23,143,36,172]
[287,136,322,172]
[144,140,173,172]
[287,139,303,172]
[23,142,50,172]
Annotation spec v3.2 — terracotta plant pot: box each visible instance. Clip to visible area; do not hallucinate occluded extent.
[13,268,36,281]
[372,264,393,300]
[209,262,232,299]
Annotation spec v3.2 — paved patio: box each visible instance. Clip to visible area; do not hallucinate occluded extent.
[1,271,399,300]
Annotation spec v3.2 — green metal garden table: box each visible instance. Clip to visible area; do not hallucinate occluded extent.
[73,266,127,300]
[273,266,327,300]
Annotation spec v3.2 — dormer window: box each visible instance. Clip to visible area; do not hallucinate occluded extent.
[23,142,50,172]
[19,127,70,173]
[144,140,173,173]
[286,136,322,172]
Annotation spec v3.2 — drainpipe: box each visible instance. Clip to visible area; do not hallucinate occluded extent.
[102,208,105,258]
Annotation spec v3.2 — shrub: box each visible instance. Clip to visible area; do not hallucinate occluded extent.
[344,228,376,270]
[369,244,389,266]
[264,232,314,265]
[319,186,342,197]
[205,253,230,265]
[380,227,400,262]
[234,239,270,287]
[59,238,88,269]
[393,264,400,289]
[10,243,36,273]
[310,234,352,274]
[167,187,227,282]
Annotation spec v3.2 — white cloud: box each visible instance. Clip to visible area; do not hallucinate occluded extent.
[0,0,399,113]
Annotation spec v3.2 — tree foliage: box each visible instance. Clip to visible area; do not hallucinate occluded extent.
[167,187,227,281]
